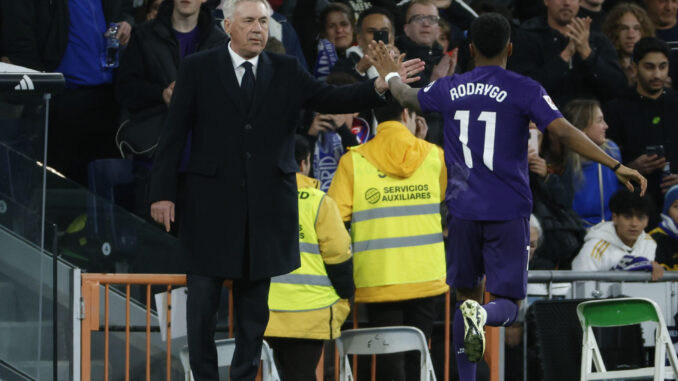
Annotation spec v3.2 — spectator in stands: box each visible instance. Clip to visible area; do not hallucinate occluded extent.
[572,189,663,280]
[437,17,452,53]
[301,73,368,190]
[265,135,354,381]
[650,185,678,270]
[116,0,226,219]
[5,0,135,185]
[645,0,678,42]
[508,0,626,106]
[530,123,587,269]
[562,99,622,227]
[136,0,164,22]
[602,3,655,86]
[336,0,404,32]
[314,2,356,79]
[397,0,454,88]
[644,0,678,86]
[605,37,678,214]
[321,2,355,55]
[396,0,451,145]
[328,101,446,381]
[332,7,397,81]
[577,0,606,31]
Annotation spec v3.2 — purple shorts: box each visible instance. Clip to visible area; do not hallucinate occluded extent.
[446,215,529,300]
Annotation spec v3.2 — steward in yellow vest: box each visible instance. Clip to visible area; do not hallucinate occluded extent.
[328,102,448,380]
[265,136,354,381]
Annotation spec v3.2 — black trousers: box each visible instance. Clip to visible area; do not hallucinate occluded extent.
[266,337,324,381]
[186,274,271,381]
[363,296,437,381]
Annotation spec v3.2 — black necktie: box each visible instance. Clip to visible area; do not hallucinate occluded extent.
[240,61,255,111]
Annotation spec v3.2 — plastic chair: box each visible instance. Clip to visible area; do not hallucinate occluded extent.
[335,326,437,381]
[179,338,281,381]
[577,297,678,380]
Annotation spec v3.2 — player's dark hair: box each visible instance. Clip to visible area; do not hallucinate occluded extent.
[373,100,415,124]
[356,7,395,33]
[609,188,654,218]
[469,12,511,59]
[632,37,670,63]
[295,135,310,167]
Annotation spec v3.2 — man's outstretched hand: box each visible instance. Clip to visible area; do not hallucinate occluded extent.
[368,40,404,79]
[369,41,425,92]
[615,165,648,196]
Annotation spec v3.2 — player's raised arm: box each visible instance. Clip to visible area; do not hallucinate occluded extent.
[547,117,647,195]
[367,41,423,114]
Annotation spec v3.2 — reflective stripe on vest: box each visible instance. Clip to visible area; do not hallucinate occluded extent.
[272,273,333,287]
[268,186,340,312]
[351,147,446,289]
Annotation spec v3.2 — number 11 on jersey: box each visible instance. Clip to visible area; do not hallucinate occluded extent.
[454,110,497,171]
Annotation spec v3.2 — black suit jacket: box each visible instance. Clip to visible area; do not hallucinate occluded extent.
[149,46,385,279]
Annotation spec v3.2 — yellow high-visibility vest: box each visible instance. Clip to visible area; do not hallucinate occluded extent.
[351,148,446,289]
[268,186,340,312]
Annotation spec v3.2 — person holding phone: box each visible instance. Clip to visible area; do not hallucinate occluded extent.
[605,37,678,213]
[331,7,399,81]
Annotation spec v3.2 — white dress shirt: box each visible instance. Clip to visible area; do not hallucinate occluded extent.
[228,42,259,86]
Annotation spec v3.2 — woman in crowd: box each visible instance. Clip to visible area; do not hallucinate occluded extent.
[562,99,622,227]
[603,3,655,86]
[314,2,356,78]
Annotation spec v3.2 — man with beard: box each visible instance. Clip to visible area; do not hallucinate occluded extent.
[605,37,678,218]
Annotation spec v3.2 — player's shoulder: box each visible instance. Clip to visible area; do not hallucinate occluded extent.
[501,68,543,91]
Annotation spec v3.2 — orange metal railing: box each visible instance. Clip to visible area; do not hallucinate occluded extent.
[80,274,500,381]
[80,274,233,381]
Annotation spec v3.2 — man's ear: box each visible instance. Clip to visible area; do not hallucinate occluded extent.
[469,43,475,59]
[507,42,513,58]
[223,19,231,35]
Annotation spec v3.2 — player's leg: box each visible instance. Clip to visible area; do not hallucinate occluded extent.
[458,217,529,367]
[481,217,529,327]
[447,214,485,381]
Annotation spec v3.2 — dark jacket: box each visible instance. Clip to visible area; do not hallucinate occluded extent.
[604,87,678,207]
[530,171,586,270]
[395,35,444,88]
[651,227,678,271]
[4,0,134,72]
[508,16,626,106]
[149,48,385,279]
[116,1,227,114]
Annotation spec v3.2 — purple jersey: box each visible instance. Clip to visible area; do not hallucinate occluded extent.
[418,66,562,220]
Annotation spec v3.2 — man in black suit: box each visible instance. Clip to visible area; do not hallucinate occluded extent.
[148,0,422,379]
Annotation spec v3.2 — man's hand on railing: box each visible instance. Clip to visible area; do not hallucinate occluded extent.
[150,200,175,232]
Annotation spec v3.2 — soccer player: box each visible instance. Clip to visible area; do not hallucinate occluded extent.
[367,12,647,381]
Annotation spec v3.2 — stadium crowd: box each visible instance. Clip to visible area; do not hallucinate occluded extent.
[2,0,678,379]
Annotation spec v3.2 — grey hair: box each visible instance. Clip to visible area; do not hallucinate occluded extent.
[222,0,273,20]
[530,214,544,248]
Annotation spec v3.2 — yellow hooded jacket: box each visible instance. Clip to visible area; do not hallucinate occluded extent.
[328,121,449,303]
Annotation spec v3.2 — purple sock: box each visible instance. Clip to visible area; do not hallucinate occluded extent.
[454,301,476,381]
[483,298,518,327]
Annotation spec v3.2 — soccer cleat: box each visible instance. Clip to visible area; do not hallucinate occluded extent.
[460,299,487,362]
